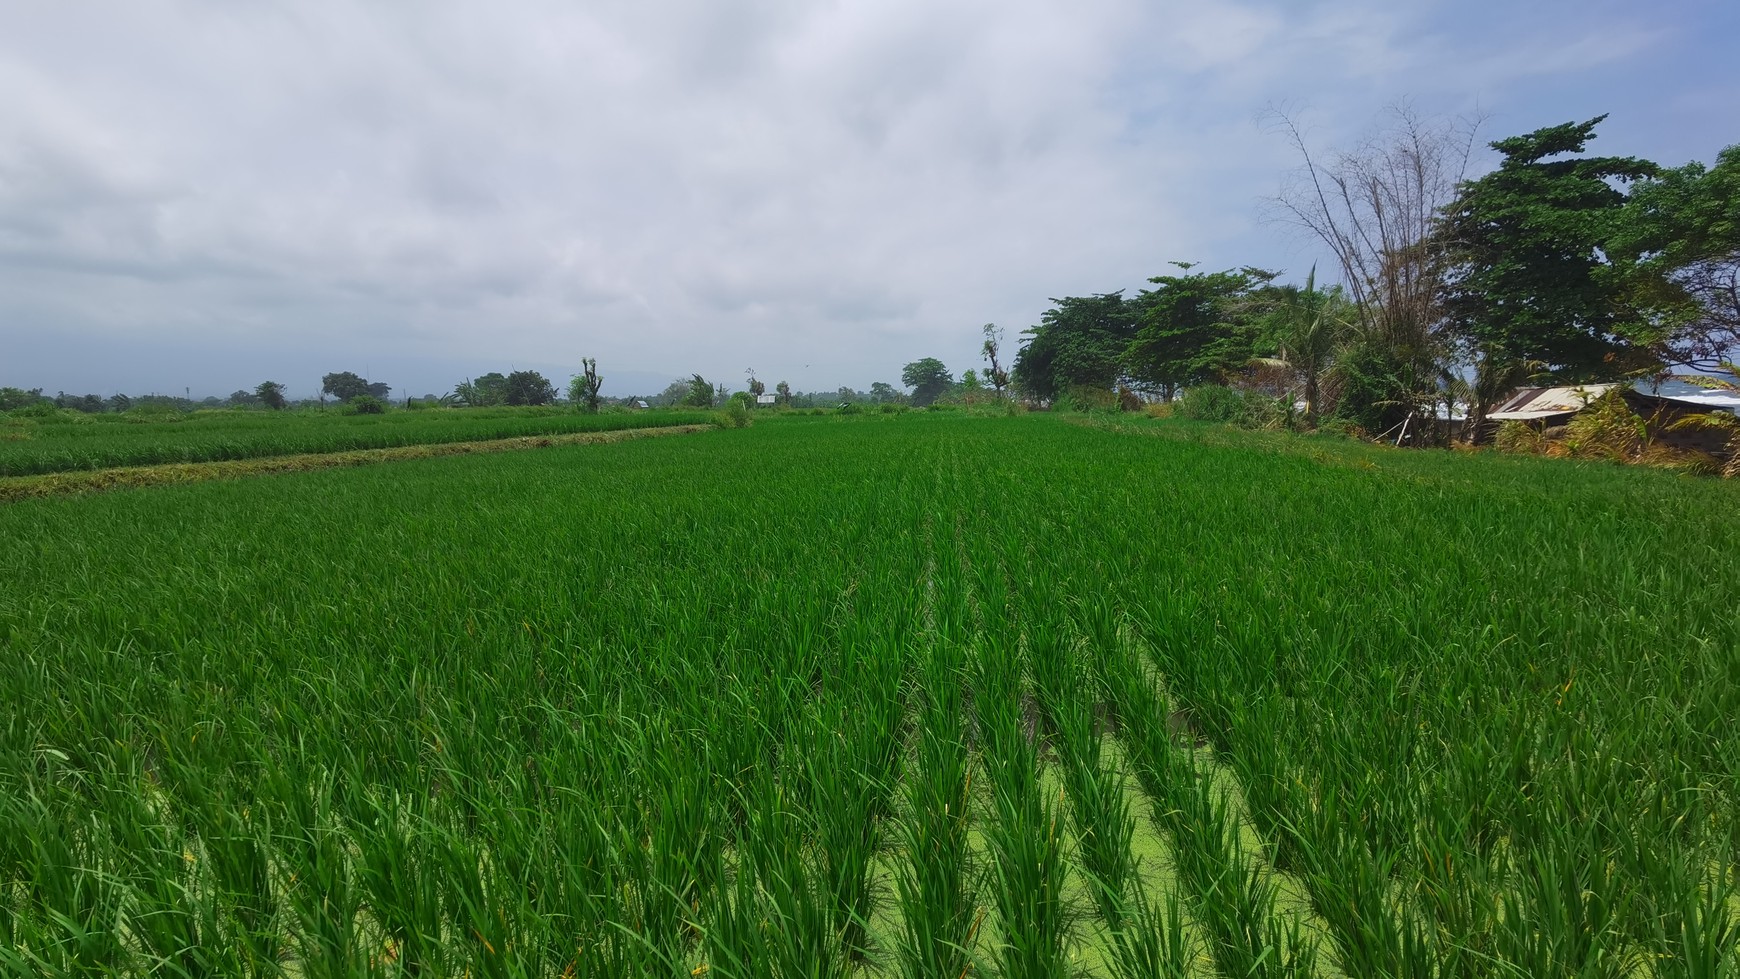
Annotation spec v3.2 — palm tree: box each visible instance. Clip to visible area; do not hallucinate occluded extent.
[1256,266,1354,424]
[1673,363,1740,477]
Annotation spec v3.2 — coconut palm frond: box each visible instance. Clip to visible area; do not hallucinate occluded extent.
[1664,413,1738,434]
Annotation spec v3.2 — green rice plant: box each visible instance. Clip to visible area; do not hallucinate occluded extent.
[352,793,446,975]
[973,634,1072,979]
[2,411,1738,975]
[192,804,284,975]
[2,787,132,974]
[1102,642,1315,979]
[1651,865,1739,979]
[0,406,713,476]
[893,640,980,979]
[1033,627,1134,933]
[704,768,847,979]
[106,787,227,978]
[1101,880,1192,979]
[802,663,903,962]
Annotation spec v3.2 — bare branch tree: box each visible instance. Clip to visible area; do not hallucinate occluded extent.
[1262,102,1487,432]
[1264,102,1483,341]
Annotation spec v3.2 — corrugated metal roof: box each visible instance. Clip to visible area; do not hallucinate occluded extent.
[1658,390,1740,413]
[1488,384,1619,421]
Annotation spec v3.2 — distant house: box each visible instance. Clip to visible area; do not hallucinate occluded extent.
[1486,383,1740,456]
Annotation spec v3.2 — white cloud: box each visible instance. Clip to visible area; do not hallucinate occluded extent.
[0,0,1709,397]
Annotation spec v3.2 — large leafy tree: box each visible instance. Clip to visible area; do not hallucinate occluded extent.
[321,371,373,402]
[1613,145,1740,370]
[503,370,556,406]
[255,381,287,411]
[455,372,510,406]
[1125,264,1276,401]
[684,374,715,408]
[901,358,952,406]
[1438,117,1666,379]
[1010,292,1137,402]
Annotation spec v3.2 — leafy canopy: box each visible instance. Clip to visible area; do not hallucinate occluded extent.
[1438,116,1666,378]
[901,358,952,406]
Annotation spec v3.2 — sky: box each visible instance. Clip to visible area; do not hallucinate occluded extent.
[2,1,1736,401]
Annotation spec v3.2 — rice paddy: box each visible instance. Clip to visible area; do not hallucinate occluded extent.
[2,412,1736,977]
[0,406,713,477]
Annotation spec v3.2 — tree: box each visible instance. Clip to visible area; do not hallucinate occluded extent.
[981,323,1010,395]
[56,392,105,413]
[1253,267,1353,423]
[775,380,792,405]
[959,369,982,405]
[569,359,604,412]
[1438,116,1666,380]
[321,371,372,402]
[684,374,715,408]
[107,393,131,413]
[745,369,766,399]
[227,389,259,407]
[1613,144,1740,370]
[455,372,508,407]
[1011,293,1138,402]
[901,358,953,406]
[256,381,287,411]
[0,387,39,411]
[1672,362,1740,477]
[503,370,556,406]
[1268,104,1481,431]
[868,381,903,404]
[652,380,691,407]
[1125,264,1277,401]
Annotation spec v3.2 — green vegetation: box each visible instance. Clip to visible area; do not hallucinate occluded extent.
[0,407,713,478]
[1009,111,1738,452]
[0,424,711,503]
[2,412,1736,975]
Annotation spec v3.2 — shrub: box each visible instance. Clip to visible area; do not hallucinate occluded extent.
[1060,384,1116,412]
[1176,385,1247,423]
[344,395,387,416]
[1561,390,1646,461]
[1241,394,1294,431]
[8,401,62,419]
[1311,416,1364,440]
[1494,420,1546,455]
[716,399,753,429]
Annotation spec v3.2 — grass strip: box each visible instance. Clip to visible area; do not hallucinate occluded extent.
[0,423,712,502]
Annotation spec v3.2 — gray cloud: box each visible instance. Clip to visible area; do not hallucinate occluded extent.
[0,0,1728,399]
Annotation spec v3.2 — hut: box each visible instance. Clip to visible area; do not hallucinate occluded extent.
[1485,383,1740,458]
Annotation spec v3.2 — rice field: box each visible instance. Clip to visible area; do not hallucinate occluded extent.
[2,412,1736,977]
[0,407,713,477]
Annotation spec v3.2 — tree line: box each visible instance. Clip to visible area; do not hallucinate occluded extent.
[1008,110,1739,439]
[8,112,1731,431]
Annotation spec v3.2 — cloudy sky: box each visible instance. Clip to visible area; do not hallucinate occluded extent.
[2,1,1735,400]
